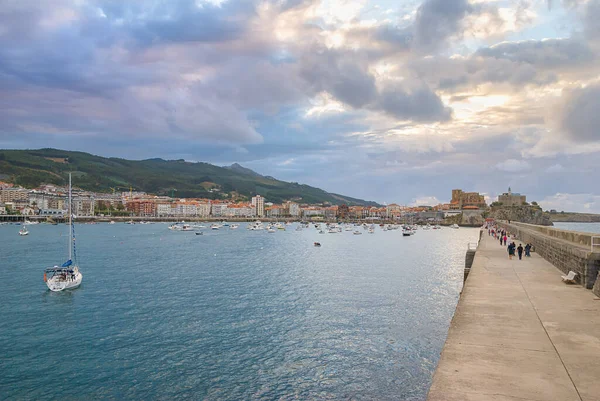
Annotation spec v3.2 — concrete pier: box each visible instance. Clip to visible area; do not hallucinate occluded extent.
[427,231,600,401]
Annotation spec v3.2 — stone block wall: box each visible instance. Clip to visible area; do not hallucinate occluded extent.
[498,222,600,289]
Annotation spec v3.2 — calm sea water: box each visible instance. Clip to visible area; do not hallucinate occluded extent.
[553,222,600,234]
[0,223,479,401]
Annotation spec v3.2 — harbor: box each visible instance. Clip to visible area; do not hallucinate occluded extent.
[0,222,478,400]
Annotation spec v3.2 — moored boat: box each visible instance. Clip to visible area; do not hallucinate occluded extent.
[44,173,82,292]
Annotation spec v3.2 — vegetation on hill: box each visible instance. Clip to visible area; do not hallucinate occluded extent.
[490,205,552,226]
[0,149,380,206]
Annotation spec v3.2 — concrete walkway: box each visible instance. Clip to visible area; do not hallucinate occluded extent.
[427,232,600,401]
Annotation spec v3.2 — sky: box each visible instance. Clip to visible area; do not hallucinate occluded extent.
[0,0,599,211]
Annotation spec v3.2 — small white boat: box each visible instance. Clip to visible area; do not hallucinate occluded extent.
[230,224,239,229]
[23,220,39,225]
[368,228,375,234]
[108,221,116,225]
[18,227,29,236]
[267,228,276,233]
[451,224,459,229]
[353,230,362,235]
[169,223,195,231]
[210,223,221,230]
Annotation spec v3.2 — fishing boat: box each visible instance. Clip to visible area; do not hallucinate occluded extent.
[44,173,83,292]
[18,226,29,236]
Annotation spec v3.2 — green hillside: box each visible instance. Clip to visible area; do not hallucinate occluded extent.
[0,149,380,206]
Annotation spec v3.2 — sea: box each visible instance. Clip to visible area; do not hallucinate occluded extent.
[553,222,600,234]
[0,223,480,401]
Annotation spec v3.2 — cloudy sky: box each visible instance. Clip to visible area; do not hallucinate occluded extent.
[1,0,599,211]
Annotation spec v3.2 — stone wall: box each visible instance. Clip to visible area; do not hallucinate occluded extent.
[498,222,600,290]
[464,249,475,282]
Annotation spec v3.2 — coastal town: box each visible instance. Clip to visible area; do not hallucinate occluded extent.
[0,181,529,223]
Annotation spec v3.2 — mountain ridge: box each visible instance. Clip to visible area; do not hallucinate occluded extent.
[0,148,381,206]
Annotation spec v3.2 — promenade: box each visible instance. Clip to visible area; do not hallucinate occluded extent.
[427,231,600,401]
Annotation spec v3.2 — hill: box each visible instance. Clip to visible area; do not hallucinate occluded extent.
[0,149,380,206]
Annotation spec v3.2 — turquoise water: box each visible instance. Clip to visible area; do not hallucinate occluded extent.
[553,222,600,234]
[0,223,479,400]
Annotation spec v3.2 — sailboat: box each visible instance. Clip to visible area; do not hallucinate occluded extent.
[18,226,29,236]
[44,173,83,292]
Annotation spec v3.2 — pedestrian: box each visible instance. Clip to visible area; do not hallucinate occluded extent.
[517,244,524,260]
[525,243,531,257]
[508,242,515,259]
[503,235,507,246]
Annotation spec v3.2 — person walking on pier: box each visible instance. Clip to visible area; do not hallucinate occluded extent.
[508,242,516,260]
[503,234,507,246]
[517,244,524,260]
[525,243,531,257]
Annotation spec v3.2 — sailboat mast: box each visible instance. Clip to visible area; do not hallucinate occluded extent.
[69,173,72,261]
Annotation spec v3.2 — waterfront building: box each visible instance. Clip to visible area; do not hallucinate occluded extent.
[266,206,280,217]
[287,202,300,217]
[0,188,29,203]
[126,200,156,217]
[386,203,404,218]
[72,196,95,216]
[226,203,255,217]
[497,187,526,206]
[211,203,228,217]
[251,195,265,217]
[38,208,64,217]
[336,204,349,219]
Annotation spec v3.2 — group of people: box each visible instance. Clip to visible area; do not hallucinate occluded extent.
[508,242,532,260]
[486,222,532,260]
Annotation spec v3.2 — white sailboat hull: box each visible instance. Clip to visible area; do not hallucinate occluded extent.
[46,270,82,292]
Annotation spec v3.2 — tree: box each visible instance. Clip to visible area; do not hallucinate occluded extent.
[531,201,538,206]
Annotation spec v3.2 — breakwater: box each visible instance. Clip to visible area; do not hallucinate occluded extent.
[427,231,600,401]
[498,221,600,295]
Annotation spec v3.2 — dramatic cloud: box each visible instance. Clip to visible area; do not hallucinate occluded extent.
[557,84,600,142]
[0,0,599,206]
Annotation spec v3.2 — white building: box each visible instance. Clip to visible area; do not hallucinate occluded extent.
[251,195,265,217]
[226,205,255,217]
[211,203,228,217]
[288,202,301,217]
